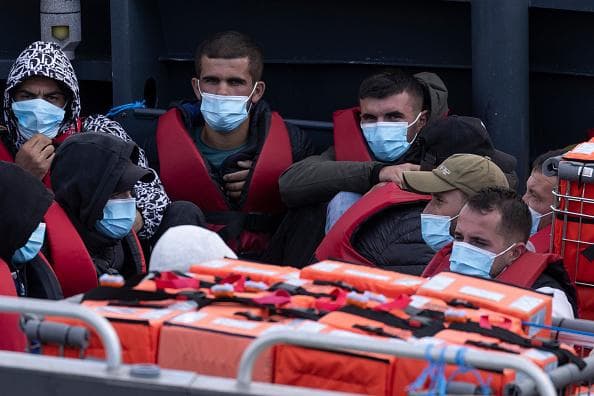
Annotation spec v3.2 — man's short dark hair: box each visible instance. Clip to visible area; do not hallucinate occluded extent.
[466,186,531,243]
[194,31,263,83]
[358,69,425,112]
[532,148,568,173]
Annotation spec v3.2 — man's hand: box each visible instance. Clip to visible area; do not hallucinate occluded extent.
[14,134,55,180]
[223,160,253,200]
[133,210,144,233]
[378,163,420,188]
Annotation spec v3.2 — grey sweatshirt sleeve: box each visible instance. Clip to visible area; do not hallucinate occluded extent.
[83,115,171,239]
[279,146,382,208]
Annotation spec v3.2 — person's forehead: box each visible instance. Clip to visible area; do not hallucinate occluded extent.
[200,56,251,78]
[360,91,416,115]
[529,170,557,192]
[457,206,502,236]
[17,76,62,92]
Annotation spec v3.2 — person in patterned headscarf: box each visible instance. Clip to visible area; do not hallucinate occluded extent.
[0,41,197,243]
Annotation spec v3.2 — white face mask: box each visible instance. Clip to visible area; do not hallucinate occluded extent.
[197,82,258,133]
[360,111,422,162]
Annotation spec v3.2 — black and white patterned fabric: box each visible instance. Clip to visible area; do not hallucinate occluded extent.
[2,41,170,239]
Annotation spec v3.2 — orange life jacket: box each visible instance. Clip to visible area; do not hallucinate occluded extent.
[190,258,300,285]
[417,271,553,337]
[301,259,424,298]
[156,108,293,255]
[315,183,431,265]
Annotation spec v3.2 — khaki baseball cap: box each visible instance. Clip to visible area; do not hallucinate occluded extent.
[402,153,509,197]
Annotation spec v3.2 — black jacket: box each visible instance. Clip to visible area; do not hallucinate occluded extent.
[50,133,146,276]
[352,202,435,275]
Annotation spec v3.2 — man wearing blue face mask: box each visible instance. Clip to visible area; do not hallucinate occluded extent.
[523,148,568,253]
[0,161,62,299]
[0,41,173,246]
[156,31,314,259]
[422,186,576,319]
[50,133,161,277]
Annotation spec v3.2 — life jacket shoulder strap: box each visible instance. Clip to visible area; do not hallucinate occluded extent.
[333,107,372,162]
[156,108,228,211]
[497,251,560,288]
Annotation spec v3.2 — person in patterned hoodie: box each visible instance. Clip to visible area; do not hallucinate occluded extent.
[0,41,203,244]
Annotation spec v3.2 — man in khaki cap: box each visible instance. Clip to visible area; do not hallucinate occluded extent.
[403,153,509,253]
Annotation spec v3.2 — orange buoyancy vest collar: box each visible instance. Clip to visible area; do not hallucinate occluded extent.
[422,242,560,289]
[156,108,292,214]
[315,183,431,266]
[333,107,373,162]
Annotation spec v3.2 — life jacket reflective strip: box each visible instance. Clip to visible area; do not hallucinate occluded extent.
[529,224,552,253]
[0,259,26,352]
[190,258,300,285]
[315,183,431,266]
[417,271,553,337]
[156,108,292,214]
[43,202,98,297]
[333,107,372,161]
[301,259,424,298]
[422,243,558,290]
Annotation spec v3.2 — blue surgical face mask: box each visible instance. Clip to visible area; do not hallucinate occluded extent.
[11,98,65,139]
[528,206,552,236]
[12,222,46,264]
[360,112,422,162]
[198,82,258,133]
[95,198,137,239]
[449,241,516,279]
[421,213,458,252]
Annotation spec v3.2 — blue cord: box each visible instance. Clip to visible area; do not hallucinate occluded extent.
[523,321,594,338]
[447,348,491,396]
[105,100,146,118]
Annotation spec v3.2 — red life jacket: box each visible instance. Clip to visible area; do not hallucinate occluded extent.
[0,258,26,352]
[43,202,98,297]
[421,242,559,289]
[0,140,12,162]
[529,223,552,253]
[156,108,293,254]
[315,183,431,266]
[43,201,146,296]
[333,107,372,162]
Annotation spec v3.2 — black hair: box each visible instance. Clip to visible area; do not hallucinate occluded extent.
[358,69,425,112]
[466,186,531,243]
[194,31,263,83]
[532,148,569,173]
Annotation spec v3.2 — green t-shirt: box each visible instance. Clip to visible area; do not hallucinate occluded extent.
[195,129,247,169]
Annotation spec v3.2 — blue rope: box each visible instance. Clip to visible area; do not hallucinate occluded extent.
[523,321,594,339]
[447,348,491,396]
[408,344,448,395]
[105,100,146,118]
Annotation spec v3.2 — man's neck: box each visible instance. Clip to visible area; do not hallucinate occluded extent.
[202,118,250,150]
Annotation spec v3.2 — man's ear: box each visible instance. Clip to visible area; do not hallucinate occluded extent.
[418,109,429,130]
[251,81,266,104]
[510,242,526,261]
[191,77,201,100]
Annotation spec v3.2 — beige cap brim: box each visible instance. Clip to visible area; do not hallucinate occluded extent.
[402,171,456,194]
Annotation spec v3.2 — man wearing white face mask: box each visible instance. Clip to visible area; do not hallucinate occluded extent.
[156,31,314,259]
[0,41,172,245]
[523,148,568,253]
[422,186,576,319]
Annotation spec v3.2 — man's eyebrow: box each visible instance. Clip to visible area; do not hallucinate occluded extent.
[384,111,405,118]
